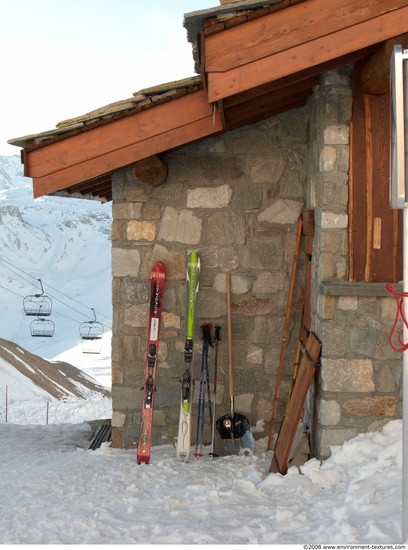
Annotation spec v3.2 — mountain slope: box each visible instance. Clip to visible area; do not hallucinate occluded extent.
[0,337,110,400]
[0,154,112,386]
[0,335,112,425]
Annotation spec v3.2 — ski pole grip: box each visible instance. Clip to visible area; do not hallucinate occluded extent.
[201,323,212,343]
[215,325,221,341]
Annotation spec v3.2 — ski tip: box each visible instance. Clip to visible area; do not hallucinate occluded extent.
[152,261,166,275]
[187,251,200,266]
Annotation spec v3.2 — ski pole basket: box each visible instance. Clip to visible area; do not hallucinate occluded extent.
[23,279,52,316]
[30,317,55,338]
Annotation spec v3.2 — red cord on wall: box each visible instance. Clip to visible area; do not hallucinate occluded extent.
[386,283,408,352]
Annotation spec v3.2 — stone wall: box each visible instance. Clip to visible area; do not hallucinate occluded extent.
[308,68,403,458]
[313,283,402,458]
[109,65,403,457]
[110,107,310,450]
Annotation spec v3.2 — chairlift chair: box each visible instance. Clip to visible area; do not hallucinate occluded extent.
[80,308,104,354]
[23,279,52,316]
[30,317,55,338]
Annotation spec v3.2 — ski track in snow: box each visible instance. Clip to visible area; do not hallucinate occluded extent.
[0,421,403,545]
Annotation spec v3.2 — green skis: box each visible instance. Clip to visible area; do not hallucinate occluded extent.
[176,251,200,462]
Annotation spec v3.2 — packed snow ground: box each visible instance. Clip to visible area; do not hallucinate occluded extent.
[0,414,404,544]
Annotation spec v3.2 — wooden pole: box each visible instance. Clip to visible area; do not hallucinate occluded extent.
[226,273,235,418]
[5,385,8,423]
[267,216,303,450]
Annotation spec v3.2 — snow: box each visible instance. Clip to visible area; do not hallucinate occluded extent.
[0,155,406,545]
[0,384,405,544]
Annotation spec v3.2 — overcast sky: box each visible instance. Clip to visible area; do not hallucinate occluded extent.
[0,0,216,156]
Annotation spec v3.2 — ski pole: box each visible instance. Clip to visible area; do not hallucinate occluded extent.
[210,326,221,457]
[198,339,209,454]
[197,324,212,456]
[204,326,214,429]
[194,331,207,457]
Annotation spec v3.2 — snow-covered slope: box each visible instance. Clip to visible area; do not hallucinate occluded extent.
[0,155,112,387]
[0,337,110,399]
[0,337,111,425]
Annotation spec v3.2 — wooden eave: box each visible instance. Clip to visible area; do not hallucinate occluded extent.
[12,0,408,201]
[24,88,223,200]
[202,0,408,102]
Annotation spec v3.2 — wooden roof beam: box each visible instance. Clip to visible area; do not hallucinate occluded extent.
[204,0,408,73]
[204,2,408,102]
[26,90,223,198]
[224,87,314,129]
[66,179,112,195]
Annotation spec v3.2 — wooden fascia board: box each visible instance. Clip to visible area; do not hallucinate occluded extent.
[205,6,408,102]
[204,0,408,73]
[27,90,223,197]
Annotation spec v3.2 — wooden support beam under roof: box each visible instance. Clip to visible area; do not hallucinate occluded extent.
[52,174,113,202]
[203,0,408,102]
[222,73,320,129]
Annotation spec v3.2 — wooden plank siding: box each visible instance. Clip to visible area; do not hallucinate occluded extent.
[222,74,320,130]
[350,67,403,283]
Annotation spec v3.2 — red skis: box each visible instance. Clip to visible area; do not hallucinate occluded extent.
[137,261,166,464]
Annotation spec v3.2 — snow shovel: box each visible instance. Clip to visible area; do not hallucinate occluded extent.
[216,273,254,455]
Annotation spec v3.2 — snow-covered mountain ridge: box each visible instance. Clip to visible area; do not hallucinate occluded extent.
[0,336,112,425]
[0,154,112,388]
[0,337,110,400]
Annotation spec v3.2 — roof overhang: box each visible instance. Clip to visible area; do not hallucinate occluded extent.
[201,0,408,101]
[9,0,408,201]
[22,88,222,200]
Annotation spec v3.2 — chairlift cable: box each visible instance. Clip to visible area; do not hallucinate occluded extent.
[0,259,38,287]
[42,280,112,322]
[0,277,111,329]
[0,258,112,323]
[0,283,26,299]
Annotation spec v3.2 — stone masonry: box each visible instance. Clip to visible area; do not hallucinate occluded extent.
[110,107,309,450]
[110,66,403,459]
[307,68,403,458]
